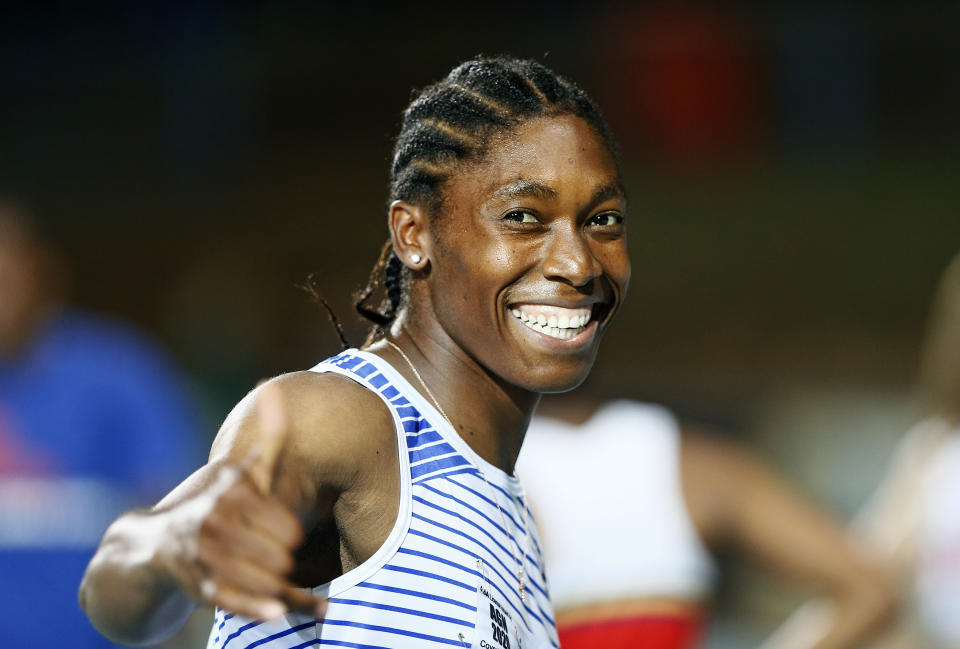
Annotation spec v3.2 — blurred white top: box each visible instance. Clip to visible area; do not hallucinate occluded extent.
[517,400,716,610]
[916,426,960,647]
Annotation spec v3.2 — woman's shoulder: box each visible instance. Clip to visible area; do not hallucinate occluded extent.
[271,369,396,450]
[275,368,391,410]
[211,370,396,480]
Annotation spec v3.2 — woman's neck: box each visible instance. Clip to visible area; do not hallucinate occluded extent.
[368,317,539,475]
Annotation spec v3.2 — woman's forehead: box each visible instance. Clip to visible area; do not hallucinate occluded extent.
[482,177,625,208]
[466,115,622,199]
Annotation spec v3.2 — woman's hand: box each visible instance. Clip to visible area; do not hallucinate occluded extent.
[156,382,326,621]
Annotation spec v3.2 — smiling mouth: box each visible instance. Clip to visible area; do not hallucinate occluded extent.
[509,304,597,340]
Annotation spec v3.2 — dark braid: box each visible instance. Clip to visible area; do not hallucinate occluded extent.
[384,253,404,313]
[354,241,394,331]
[355,55,620,344]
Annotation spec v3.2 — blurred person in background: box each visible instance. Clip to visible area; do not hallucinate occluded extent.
[0,199,202,648]
[518,398,894,649]
[844,251,960,649]
[764,252,960,649]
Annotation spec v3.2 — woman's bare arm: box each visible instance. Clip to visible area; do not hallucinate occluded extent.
[78,373,392,646]
[682,433,896,649]
[758,420,952,649]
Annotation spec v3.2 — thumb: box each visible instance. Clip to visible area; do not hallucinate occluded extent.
[249,381,290,495]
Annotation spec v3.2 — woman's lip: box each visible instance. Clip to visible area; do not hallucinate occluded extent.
[507,300,605,310]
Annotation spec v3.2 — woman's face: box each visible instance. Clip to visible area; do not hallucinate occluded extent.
[426,114,630,393]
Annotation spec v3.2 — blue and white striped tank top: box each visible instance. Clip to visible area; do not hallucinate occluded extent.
[207,348,559,649]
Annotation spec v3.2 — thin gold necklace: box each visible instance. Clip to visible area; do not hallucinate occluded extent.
[383,338,531,603]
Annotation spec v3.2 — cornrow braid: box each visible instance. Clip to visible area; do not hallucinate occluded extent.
[354,240,397,346]
[355,55,620,344]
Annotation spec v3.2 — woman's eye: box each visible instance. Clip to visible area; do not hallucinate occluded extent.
[588,213,623,227]
[504,210,539,224]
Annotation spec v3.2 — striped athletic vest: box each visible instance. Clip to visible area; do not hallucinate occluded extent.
[208,349,559,649]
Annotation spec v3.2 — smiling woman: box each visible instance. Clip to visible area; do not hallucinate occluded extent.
[379,113,628,398]
[78,57,629,649]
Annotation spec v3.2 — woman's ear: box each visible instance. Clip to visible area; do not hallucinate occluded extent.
[388,200,431,270]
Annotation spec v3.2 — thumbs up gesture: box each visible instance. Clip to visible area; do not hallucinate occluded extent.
[162,381,326,621]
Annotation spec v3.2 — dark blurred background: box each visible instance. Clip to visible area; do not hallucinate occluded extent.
[2,2,958,645]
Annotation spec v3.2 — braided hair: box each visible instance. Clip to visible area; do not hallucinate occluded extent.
[355,56,620,346]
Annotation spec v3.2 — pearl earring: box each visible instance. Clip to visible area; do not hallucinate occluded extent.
[410,254,421,264]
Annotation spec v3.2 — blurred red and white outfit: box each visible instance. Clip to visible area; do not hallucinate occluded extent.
[518,401,716,649]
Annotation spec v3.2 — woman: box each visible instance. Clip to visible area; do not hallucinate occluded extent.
[519,399,895,649]
[851,250,960,649]
[79,56,631,649]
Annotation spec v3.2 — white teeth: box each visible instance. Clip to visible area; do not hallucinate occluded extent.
[509,306,594,340]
